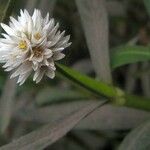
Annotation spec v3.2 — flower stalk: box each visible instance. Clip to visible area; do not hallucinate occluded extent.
[56,63,150,111]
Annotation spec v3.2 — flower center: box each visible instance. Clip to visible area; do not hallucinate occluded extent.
[18,40,27,51]
[34,33,41,40]
[32,47,43,57]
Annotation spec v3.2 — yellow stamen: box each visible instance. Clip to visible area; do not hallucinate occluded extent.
[34,33,41,40]
[18,40,27,51]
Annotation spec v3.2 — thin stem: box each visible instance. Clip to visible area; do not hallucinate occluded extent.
[56,63,150,111]
[124,94,150,111]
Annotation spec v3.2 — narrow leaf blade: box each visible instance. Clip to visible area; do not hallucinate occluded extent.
[111,45,150,69]
[76,0,112,83]
[0,101,107,150]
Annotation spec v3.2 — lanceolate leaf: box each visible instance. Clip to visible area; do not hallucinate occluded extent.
[118,120,150,150]
[111,45,150,69]
[15,101,150,130]
[76,0,112,83]
[0,101,107,150]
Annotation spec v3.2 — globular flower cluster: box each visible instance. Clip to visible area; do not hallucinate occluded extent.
[0,9,71,85]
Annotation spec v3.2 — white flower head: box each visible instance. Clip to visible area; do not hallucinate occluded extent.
[0,9,71,85]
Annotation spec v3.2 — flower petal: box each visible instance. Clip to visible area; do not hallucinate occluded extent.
[1,23,16,36]
[53,52,65,60]
[46,69,55,79]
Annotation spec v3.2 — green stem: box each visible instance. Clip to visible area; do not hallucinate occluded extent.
[124,94,150,111]
[56,63,150,111]
[56,63,117,98]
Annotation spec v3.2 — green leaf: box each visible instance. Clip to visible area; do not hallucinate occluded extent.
[36,87,89,106]
[144,0,150,16]
[111,45,150,69]
[56,63,117,98]
[118,120,150,150]
[0,101,107,150]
